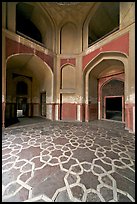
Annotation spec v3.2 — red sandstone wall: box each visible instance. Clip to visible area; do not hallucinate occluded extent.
[83,33,129,69]
[125,103,134,132]
[6,38,53,70]
[60,58,76,67]
[89,103,98,121]
[80,104,85,122]
[61,103,77,121]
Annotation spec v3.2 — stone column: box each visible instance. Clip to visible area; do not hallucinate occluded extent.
[53,55,60,120]
[55,104,59,120]
[2,32,6,127]
[120,2,135,133]
[77,104,81,121]
[85,104,89,122]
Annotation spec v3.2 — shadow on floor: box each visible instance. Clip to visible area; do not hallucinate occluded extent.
[6,116,49,128]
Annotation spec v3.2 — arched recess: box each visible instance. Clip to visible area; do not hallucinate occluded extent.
[83,52,128,124]
[60,64,76,121]
[15,2,55,50]
[60,22,78,54]
[16,3,42,43]
[82,2,119,50]
[82,2,101,50]
[61,64,76,89]
[5,53,53,126]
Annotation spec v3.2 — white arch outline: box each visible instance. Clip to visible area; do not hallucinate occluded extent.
[83,51,128,122]
[6,53,54,103]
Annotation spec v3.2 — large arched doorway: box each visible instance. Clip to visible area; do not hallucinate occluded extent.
[5,54,53,127]
[84,52,128,125]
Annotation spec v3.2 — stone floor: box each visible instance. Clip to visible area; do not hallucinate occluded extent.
[2,119,135,202]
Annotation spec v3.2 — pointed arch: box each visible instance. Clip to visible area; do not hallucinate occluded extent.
[5,53,54,125]
[61,64,76,90]
[60,22,78,54]
[83,51,128,123]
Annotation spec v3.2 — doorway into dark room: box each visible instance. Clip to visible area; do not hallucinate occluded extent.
[105,96,122,121]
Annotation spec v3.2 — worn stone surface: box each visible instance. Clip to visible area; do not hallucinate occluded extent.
[2,119,135,202]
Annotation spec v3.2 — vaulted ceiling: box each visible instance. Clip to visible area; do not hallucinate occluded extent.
[37,2,96,25]
[16,2,119,46]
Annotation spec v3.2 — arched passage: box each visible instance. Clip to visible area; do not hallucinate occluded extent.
[5,54,53,127]
[83,52,128,125]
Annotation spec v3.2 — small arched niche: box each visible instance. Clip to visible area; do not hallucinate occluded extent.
[61,64,76,90]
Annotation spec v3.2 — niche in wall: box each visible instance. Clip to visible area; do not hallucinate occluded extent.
[61,65,76,90]
[60,22,77,54]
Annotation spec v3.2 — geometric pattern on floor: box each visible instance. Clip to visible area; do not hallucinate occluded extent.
[2,120,135,202]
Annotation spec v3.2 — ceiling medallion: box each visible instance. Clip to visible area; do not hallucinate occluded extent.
[56,2,80,5]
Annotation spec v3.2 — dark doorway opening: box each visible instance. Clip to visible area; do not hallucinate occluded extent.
[105,97,122,121]
[16,81,28,118]
[17,97,28,117]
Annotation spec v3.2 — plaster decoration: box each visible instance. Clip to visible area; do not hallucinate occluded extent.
[62,96,76,104]
[62,95,84,104]
[74,95,84,104]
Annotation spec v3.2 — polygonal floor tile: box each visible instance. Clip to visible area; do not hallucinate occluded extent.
[100,186,114,202]
[86,191,101,202]
[70,185,85,201]
[2,187,29,202]
[80,171,100,190]
[3,181,22,197]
